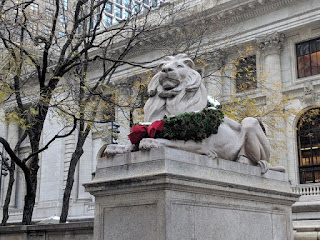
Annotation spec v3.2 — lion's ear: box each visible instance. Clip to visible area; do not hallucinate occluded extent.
[148,72,160,96]
[183,59,195,69]
[157,62,165,72]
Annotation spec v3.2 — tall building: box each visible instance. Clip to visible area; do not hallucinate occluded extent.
[1,0,320,238]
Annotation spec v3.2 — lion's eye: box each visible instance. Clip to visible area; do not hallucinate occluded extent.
[177,64,183,68]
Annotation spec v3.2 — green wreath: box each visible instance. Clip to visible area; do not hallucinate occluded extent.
[155,105,224,142]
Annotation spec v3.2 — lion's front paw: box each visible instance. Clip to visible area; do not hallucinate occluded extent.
[105,144,132,156]
[139,138,161,150]
[105,145,117,155]
[207,150,218,159]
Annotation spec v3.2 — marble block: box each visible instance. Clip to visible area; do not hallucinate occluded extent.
[84,147,299,240]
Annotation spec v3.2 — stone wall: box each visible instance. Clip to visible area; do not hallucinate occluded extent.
[0,221,93,240]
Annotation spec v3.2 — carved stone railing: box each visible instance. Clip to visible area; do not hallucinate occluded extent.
[292,184,320,196]
[85,202,95,212]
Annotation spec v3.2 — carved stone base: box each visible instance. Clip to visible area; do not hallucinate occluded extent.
[84,147,299,240]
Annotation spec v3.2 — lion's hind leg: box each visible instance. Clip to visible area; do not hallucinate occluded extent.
[239,117,271,164]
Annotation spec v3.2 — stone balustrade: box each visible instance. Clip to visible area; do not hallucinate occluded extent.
[292,184,320,196]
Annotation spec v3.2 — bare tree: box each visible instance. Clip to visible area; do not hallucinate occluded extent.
[0,0,184,224]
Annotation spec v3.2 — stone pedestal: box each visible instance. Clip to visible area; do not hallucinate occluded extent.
[84,147,299,240]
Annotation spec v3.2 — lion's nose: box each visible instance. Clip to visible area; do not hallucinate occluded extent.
[162,67,173,73]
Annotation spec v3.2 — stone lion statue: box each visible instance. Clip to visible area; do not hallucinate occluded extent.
[104,54,284,173]
[144,54,208,122]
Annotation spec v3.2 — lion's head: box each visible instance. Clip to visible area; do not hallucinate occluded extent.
[148,54,203,98]
[144,54,207,122]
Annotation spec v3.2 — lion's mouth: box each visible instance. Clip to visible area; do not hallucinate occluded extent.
[159,77,180,90]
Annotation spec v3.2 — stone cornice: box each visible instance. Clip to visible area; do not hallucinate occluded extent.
[205,0,307,25]
[123,0,309,59]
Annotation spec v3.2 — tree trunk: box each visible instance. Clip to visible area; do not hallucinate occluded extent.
[1,161,15,226]
[22,160,39,225]
[22,193,35,225]
[60,147,84,223]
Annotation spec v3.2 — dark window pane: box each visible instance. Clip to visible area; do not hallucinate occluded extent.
[297,56,305,78]
[143,6,149,13]
[315,170,320,182]
[317,52,320,73]
[311,53,319,75]
[311,40,317,53]
[105,16,112,26]
[317,39,320,51]
[135,3,141,13]
[297,42,310,56]
[297,108,320,183]
[152,0,157,7]
[106,3,112,13]
[115,6,122,18]
[124,10,130,18]
[117,0,123,4]
[125,0,131,8]
[62,0,68,10]
[236,55,257,92]
[303,55,311,77]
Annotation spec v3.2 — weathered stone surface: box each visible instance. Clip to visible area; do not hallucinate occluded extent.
[0,221,93,240]
[85,147,299,240]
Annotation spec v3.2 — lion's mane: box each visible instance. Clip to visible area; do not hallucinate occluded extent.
[144,54,208,122]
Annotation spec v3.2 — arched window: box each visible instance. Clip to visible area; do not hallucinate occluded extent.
[297,108,320,184]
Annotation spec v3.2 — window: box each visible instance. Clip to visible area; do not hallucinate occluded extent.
[297,108,320,184]
[29,22,38,34]
[59,31,66,37]
[296,38,320,78]
[125,0,131,8]
[29,3,39,15]
[143,6,149,13]
[90,15,94,29]
[106,3,112,14]
[105,16,112,26]
[235,55,257,91]
[96,14,101,29]
[134,2,141,13]
[77,25,82,34]
[98,0,164,27]
[152,0,157,7]
[44,26,50,35]
[124,10,130,19]
[62,0,68,10]
[45,8,53,20]
[115,6,122,18]
[59,14,67,28]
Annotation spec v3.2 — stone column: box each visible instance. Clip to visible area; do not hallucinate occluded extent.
[257,32,287,167]
[204,50,226,101]
[78,132,93,200]
[115,81,133,145]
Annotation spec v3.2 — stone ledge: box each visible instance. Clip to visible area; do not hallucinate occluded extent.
[293,201,320,213]
[0,221,93,233]
[91,147,293,194]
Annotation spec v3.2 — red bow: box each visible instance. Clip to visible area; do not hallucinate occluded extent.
[128,120,164,144]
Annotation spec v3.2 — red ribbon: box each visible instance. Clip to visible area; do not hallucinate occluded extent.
[128,120,164,144]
